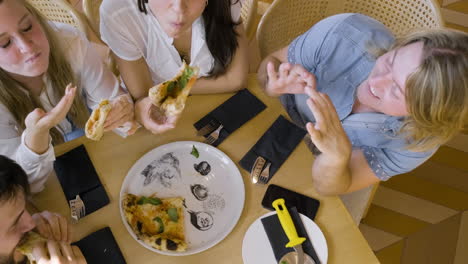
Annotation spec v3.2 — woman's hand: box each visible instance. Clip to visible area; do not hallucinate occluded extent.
[265,62,316,97]
[33,241,86,264]
[103,94,138,135]
[25,84,76,135]
[24,84,76,153]
[305,87,352,165]
[32,211,72,243]
[134,97,178,134]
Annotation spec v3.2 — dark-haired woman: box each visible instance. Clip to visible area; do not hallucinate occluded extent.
[100,0,249,133]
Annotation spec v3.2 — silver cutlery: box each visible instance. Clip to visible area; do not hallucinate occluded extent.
[196,120,219,137]
[251,156,266,184]
[70,194,85,223]
[258,162,271,184]
[204,124,224,145]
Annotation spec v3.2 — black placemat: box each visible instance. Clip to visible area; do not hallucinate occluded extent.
[54,145,109,217]
[72,227,126,264]
[239,115,306,182]
[194,89,266,146]
[261,207,321,264]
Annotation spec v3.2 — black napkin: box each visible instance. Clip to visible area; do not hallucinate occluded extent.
[239,115,306,182]
[261,207,321,264]
[72,227,126,264]
[194,88,266,146]
[54,145,109,217]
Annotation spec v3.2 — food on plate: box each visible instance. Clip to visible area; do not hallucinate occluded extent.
[85,99,112,140]
[122,193,187,252]
[16,231,47,263]
[148,62,199,117]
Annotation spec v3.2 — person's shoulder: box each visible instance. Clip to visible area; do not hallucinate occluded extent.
[100,0,139,17]
[334,13,394,43]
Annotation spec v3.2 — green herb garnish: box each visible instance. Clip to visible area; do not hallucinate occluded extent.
[153,217,164,233]
[137,196,162,206]
[280,261,288,264]
[191,145,199,158]
[167,208,179,222]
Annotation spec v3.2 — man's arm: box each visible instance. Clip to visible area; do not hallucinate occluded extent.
[311,149,380,195]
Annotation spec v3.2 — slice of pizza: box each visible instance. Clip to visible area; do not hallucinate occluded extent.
[122,193,187,252]
[148,62,199,118]
[16,231,47,263]
[85,99,112,141]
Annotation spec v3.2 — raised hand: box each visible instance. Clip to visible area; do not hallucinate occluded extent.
[134,97,178,134]
[305,86,352,165]
[25,84,76,135]
[265,62,316,97]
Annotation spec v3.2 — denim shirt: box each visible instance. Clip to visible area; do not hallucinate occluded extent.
[282,13,437,180]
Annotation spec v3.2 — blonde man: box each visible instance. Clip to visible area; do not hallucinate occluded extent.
[258,13,468,195]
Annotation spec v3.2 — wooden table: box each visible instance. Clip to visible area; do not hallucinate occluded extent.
[33,74,378,263]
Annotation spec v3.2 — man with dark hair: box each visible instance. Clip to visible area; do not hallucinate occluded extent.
[0,155,86,264]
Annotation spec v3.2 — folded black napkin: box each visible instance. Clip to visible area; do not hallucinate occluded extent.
[72,227,126,264]
[54,145,109,217]
[261,207,321,264]
[239,115,306,182]
[194,88,266,146]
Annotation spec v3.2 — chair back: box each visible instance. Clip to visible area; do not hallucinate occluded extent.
[26,0,87,33]
[257,0,444,59]
[240,0,258,41]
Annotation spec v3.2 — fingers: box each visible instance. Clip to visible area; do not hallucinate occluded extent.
[104,96,134,128]
[33,211,70,242]
[32,241,48,262]
[60,242,74,261]
[266,62,278,84]
[72,246,87,263]
[48,84,76,117]
[278,63,291,79]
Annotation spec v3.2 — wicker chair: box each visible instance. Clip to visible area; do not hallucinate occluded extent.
[256,0,444,224]
[257,0,444,59]
[26,0,87,33]
[240,0,258,41]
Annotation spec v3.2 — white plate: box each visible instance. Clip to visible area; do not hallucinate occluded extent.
[120,141,245,256]
[242,212,328,264]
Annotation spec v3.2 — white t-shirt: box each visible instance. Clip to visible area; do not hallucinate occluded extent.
[100,0,241,85]
[0,22,123,193]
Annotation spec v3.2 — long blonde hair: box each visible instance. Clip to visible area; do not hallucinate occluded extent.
[0,0,89,144]
[397,29,468,151]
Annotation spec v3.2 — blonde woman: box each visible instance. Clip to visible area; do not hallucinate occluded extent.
[258,13,468,195]
[0,0,135,193]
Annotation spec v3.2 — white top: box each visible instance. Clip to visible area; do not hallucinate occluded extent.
[0,22,123,193]
[100,0,241,85]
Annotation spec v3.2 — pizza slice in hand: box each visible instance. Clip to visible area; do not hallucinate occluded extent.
[148,62,199,118]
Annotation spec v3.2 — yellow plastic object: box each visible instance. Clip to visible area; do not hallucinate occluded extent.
[272,198,306,248]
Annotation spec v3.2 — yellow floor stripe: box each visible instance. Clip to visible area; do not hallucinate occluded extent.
[359,224,403,251]
[431,146,468,172]
[361,205,430,237]
[410,161,468,194]
[445,0,468,13]
[373,186,458,224]
[375,240,405,264]
[381,173,468,211]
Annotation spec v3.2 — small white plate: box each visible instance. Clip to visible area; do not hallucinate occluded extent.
[242,212,328,264]
[120,141,245,256]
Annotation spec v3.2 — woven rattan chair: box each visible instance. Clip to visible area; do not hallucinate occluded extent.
[26,0,87,33]
[257,0,443,224]
[257,0,444,59]
[240,0,258,41]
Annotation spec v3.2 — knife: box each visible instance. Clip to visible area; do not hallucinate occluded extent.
[273,198,315,264]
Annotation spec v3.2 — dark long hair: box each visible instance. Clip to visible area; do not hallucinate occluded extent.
[137,0,240,77]
[0,155,30,202]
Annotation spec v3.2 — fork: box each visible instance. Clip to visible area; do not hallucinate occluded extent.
[70,195,86,223]
[196,120,219,137]
[204,124,224,145]
[258,162,271,184]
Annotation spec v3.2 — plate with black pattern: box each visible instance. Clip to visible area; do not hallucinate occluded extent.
[119,141,245,256]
